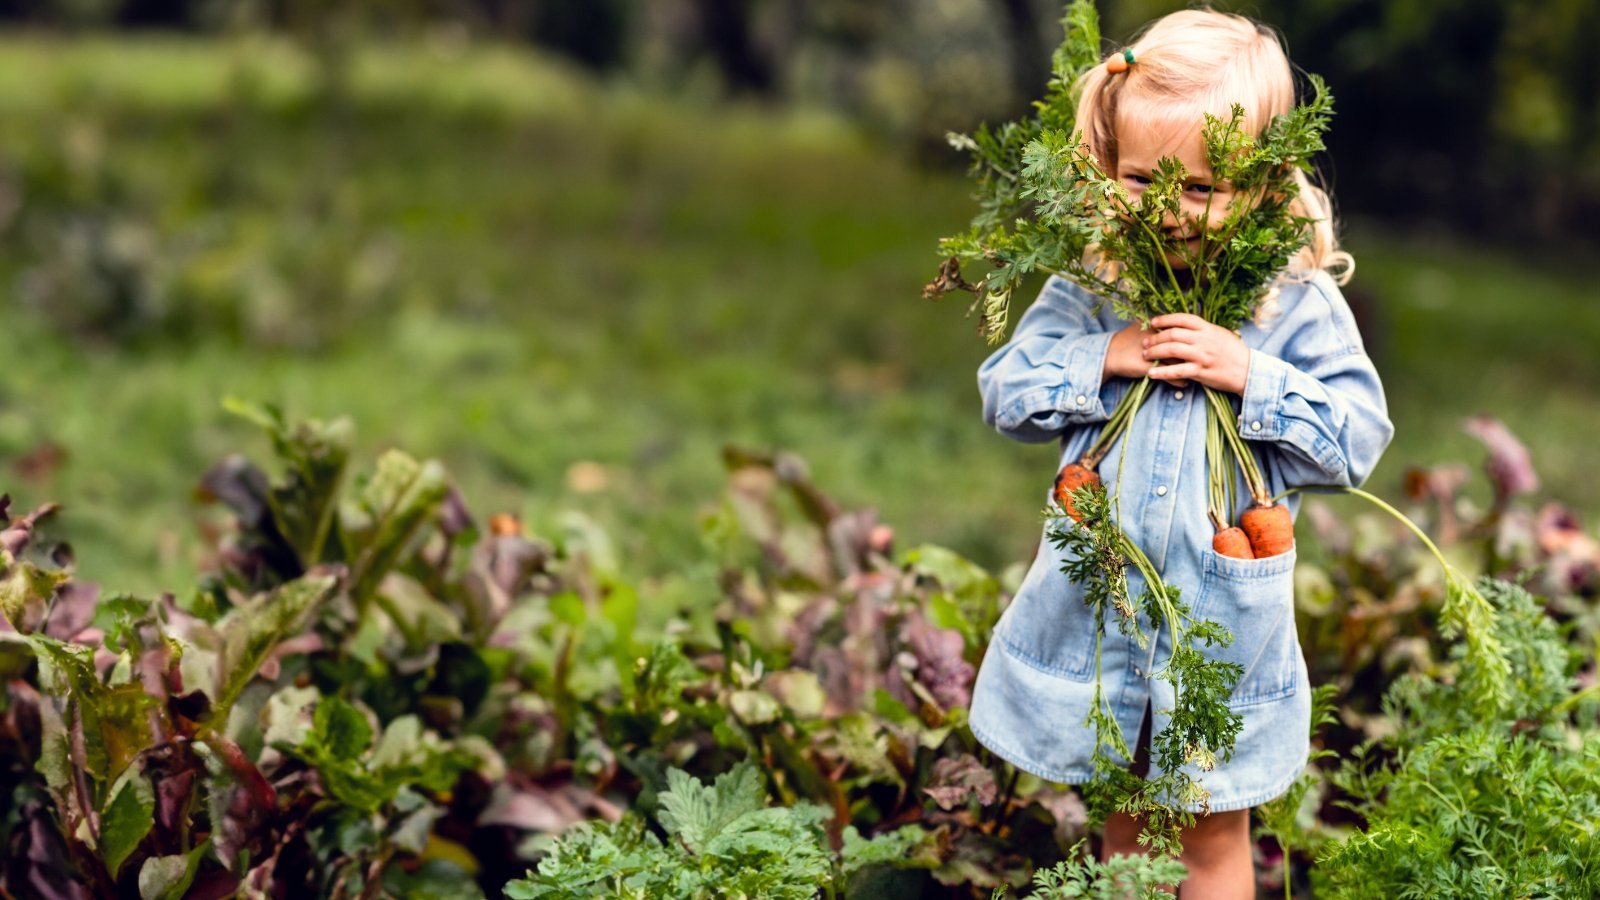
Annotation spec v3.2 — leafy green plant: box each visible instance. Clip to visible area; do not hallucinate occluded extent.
[505,762,901,899]
[1,406,1101,897]
[1252,683,1341,898]
[5,396,1596,897]
[992,843,1188,900]
[1314,579,1600,897]
[0,403,483,897]
[1231,417,1600,897]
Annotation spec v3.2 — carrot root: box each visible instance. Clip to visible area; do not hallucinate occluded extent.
[1212,526,1255,559]
[1241,503,1295,558]
[1053,462,1102,522]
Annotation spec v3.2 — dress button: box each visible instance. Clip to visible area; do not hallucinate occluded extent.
[1174,390,1184,400]
[1250,420,1262,432]
[1155,485,1169,497]
[1076,394,1089,406]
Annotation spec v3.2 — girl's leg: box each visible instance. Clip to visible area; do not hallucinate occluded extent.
[1174,808,1253,899]
[1101,807,1147,860]
[1105,806,1253,897]
[1098,704,1254,896]
[1101,705,1152,862]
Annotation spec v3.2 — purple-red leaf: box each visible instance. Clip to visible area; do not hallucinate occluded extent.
[1463,416,1538,502]
[923,754,997,810]
[896,616,975,711]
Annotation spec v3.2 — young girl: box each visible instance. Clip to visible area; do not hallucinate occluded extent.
[966,10,1393,896]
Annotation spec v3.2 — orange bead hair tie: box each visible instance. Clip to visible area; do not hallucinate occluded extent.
[1106,48,1135,74]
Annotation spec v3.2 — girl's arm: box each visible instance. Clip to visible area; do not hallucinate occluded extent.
[977,276,1124,443]
[1237,275,1394,488]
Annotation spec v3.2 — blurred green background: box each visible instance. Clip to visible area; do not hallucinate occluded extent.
[0,1,1595,596]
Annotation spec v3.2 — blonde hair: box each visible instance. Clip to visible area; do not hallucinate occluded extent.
[1074,9,1353,289]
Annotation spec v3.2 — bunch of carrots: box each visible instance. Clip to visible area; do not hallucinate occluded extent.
[1051,380,1293,561]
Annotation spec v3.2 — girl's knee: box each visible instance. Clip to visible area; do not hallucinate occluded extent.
[1101,810,1147,860]
[1180,808,1251,854]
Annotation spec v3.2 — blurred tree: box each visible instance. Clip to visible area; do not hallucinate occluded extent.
[989,0,1053,112]
[691,0,780,95]
[525,0,630,70]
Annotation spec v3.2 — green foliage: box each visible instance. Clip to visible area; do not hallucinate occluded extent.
[1,408,1081,896]
[137,841,210,900]
[5,396,1600,897]
[993,842,1187,899]
[100,769,155,878]
[1314,578,1600,897]
[222,397,354,568]
[211,572,339,718]
[1253,683,1341,891]
[280,696,468,814]
[506,763,836,899]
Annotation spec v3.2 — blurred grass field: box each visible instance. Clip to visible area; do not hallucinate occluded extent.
[0,37,1595,596]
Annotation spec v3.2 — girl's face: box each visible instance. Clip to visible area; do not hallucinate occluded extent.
[1114,122,1238,266]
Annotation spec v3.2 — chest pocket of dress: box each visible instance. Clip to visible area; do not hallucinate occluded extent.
[996,551,1099,682]
[1190,548,1300,708]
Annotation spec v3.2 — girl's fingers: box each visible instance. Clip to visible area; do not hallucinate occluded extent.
[1147,362,1198,382]
[1143,341,1203,362]
[1149,313,1208,332]
[1142,327,1200,349]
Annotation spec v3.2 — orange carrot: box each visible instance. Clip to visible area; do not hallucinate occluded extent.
[1053,462,1102,522]
[1212,526,1255,559]
[1241,503,1295,558]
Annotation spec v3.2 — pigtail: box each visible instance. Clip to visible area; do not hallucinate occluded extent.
[1071,54,1120,166]
[1287,169,1354,285]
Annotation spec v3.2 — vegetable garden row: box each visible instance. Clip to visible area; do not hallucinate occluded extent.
[1,399,1597,897]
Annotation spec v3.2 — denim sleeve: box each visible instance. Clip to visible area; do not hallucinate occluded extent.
[976,276,1120,444]
[1238,276,1394,487]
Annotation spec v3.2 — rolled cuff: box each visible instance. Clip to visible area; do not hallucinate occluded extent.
[1238,349,1289,441]
[989,330,1118,436]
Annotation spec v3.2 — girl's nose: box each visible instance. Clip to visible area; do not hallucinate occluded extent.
[1173,199,1213,231]
[1159,207,1191,232]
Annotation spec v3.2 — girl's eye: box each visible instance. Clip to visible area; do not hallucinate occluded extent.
[1125,174,1152,186]
[1187,183,1213,195]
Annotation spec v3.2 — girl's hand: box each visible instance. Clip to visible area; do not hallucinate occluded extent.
[1141,313,1250,394]
[1103,321,1150,381]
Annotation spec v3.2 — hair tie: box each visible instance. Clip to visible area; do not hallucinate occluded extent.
[1106,48,1135,74]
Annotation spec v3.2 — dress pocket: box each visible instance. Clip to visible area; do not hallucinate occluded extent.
[996,550,1100,682]
[1189,548,1300,708]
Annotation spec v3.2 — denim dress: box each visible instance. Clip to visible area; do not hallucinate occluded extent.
[968,269,1393,812]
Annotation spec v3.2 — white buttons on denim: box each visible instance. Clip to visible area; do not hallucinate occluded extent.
[1076,394,1088,405]
[1174,390,1185,400]
[1156,485,1168,496]
[1250,420,1262,432]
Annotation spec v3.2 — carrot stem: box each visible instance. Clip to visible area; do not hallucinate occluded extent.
[1291,485,1453,575]
[1082,376,1154,469]
[1204,386,1270,505]
[1204,407,1240,527]
[1115,531,1184,684]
